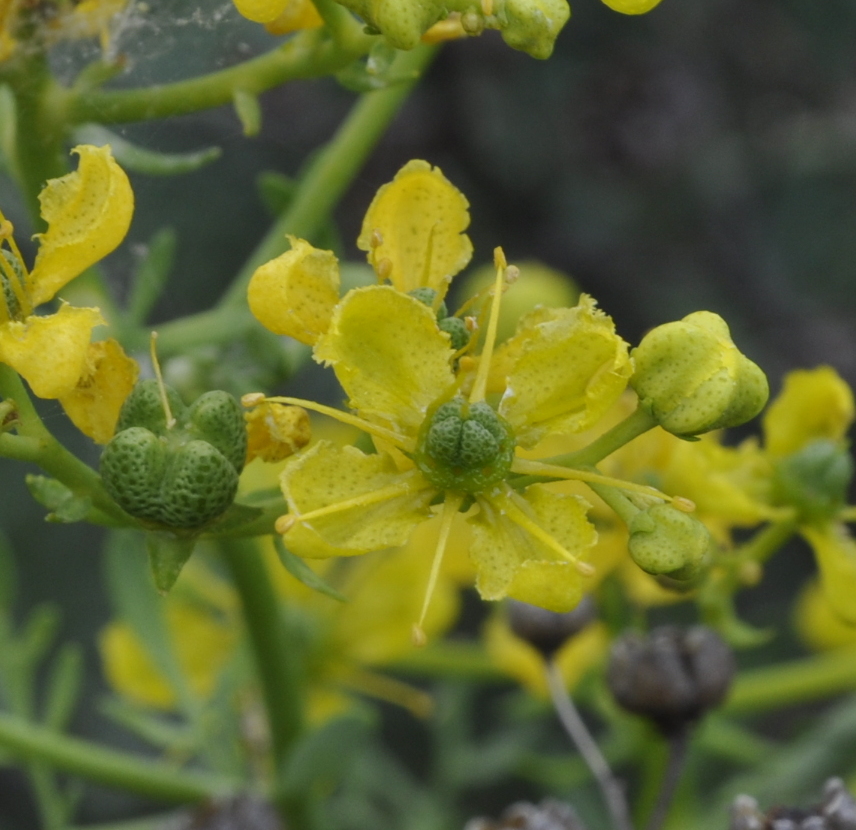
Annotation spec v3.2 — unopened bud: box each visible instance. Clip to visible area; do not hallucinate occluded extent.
[506,596,598,658]
[607,625,735,735]
[627,503,711,581]
[631,311,768,438]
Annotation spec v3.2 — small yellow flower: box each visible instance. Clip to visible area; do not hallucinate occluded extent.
[244,399,311,463]
[232,0,323,33]
[0,145,134,399]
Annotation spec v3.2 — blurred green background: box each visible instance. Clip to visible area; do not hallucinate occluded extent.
[2,0,856,824]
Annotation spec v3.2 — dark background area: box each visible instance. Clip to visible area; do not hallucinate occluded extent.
[1,0,856,824]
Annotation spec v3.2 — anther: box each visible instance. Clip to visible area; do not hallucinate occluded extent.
[411,624,428,647]
[480,0,494,17]
[275,514,298,534]
[465,316,478,332]
[241,392,266,408]
[376,257,393,280]
[505,265,520,284]
[0,219,13,240]
[370,229,383,248]
[672,496,696,513]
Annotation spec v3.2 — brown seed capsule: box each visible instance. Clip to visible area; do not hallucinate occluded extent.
[464,798,588,830]
[606,625,735,735]
[183,796,284,830]
[506,596,598,658]
[728,778,856,830]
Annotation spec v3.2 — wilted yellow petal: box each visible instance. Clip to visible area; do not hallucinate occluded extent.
[498,296,633,448]
[280,441,435,558]
[29,145,134,306]
[245,401,311,462]
[264,0,323,33]
[232,0,289,22]
[248,237,340,345]
[357,160,472,295]
[315,286,455,435]
[99,602,236,709]
[485,611,607,698]
[59,338,138,443]
[470,485,597,611]
[802,522,856,626]
[0,304,103,398]
[764,367,855,458]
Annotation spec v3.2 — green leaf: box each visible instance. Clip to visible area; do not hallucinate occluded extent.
[72,124,222,176]
[43,643,83,731]
[127,228,176,326]
[232,89,262,137]
[20,605,61,668]
[273,536,346,602]
[25,475,92,523]
[280,712,374,797]
[99,696,195,753]
[0,84,17,179]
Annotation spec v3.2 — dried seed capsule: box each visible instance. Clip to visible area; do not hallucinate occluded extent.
[507,596,598,658]
[607,625,735,735]
[464,798,588,830]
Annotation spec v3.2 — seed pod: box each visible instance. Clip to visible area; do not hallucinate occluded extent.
[507,596,598,658]
[607,625,735,735]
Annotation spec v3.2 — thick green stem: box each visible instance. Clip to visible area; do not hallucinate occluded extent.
[220,539,306,825]
[65,31,373,126]
[221,43,438,308]
[0,366,130,524]
[0,711,236,802]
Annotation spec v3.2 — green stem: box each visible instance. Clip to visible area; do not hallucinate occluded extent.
[725,646,856,714]
[0,711,236,802]
[221,43,438,308]
[0,366,131,524]
[588,480,642,526]
[220,539,306,825]
[123,306,257,355]
[551,406,660,469]
[65,31,373,126]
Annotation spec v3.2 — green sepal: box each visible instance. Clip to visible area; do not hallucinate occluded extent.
[25,475,92,523]
[273,536,346,603]
[146,532,198,594]
[73,124,222,175]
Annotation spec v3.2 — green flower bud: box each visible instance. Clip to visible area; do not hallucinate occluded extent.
[415,397,515,493]
[627,503,711,580]
[100,381,247,530]
[498,0,571,59]
[630,311,769,438]
[772,438,854,523]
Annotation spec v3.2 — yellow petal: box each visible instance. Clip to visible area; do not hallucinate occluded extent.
[498,296,633,448]
[333,535,462,665]
[802,522,856,626]
[357,160,472,295]
[763,367,855,458]
[264,0,323,33]
[0,304,104,398]
[232,0,289,22]
[794,578,856,652]
[245,401,311,463]
[600,0,663,13]
[247,237,340,345]
[470,485,597,611]
[59,338,139,443]
[314,286,456,435]
[485,611,607,698]
[30,145,134,306]
[280,440,435,558]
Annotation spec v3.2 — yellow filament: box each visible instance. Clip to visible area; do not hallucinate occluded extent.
[511,458,688,507]
[261,395,415,453]
[412,493,463,647]
[342,667,434,718]
[276,474,423,534]
[149,332,176,429]
[500,490,595,576]
[469,247,507,404]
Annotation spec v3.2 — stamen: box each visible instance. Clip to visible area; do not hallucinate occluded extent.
[0,210,32,319]
[413,493,463,646]
[342,667,434,718]
[499,489,595,576]
[376,257,393,281]
[370,229,383,248]
[149,332,176,429]
[511,458,688,506]
[275,473,423,535]
[469,247,508,404]
[259,395,415,453]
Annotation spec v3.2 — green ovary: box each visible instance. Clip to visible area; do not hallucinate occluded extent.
[415,397,516,493]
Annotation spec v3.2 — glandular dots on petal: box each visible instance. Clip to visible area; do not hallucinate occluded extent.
[415,396,515,493]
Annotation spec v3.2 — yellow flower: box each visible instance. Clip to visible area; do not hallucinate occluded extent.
[0,145,134,398]
[599,0,664,13]
[232,0,323,34]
